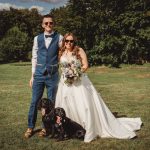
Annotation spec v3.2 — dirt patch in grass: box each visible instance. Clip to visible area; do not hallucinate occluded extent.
[136,74,150,78]
[88,66,110,73]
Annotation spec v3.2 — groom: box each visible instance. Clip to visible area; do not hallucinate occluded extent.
[24,14,63,138]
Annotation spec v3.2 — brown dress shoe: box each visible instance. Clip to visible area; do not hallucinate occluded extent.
[38,128,47,137]
[24,128,33,138]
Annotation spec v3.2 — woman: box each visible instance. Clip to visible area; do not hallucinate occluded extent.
[55,33,142,143]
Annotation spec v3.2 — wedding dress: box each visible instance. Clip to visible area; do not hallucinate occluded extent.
[55,54,142,143]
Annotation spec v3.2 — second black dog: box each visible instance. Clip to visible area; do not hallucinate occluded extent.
[43,107,86,141]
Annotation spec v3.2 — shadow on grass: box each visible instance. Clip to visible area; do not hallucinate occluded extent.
[112,112,127,118]
[33,128,42,136]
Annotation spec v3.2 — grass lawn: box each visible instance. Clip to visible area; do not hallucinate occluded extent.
[0,62,150,150]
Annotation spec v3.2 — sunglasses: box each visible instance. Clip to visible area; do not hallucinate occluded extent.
[44,22,53,26]
[65,40,74,43]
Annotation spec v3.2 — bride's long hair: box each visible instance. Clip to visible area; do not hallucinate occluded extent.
[58,32,81,60]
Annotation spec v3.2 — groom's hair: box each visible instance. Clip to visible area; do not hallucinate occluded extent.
[42,14,54,21]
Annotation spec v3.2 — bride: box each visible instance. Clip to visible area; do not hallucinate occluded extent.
[55,32,142,143]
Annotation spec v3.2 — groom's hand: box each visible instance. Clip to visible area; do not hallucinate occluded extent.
[29,78,33,88]
[29,74,34,88]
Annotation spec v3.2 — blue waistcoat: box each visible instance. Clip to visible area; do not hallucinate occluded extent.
[35,32,60,75]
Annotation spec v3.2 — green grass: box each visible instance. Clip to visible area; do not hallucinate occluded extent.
[0,62,150,150]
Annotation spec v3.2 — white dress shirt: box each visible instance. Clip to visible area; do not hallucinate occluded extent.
[31,31,63,74]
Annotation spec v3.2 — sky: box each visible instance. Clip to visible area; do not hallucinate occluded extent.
[0,0,68,14]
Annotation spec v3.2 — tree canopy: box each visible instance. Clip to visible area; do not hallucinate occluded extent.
[0,0,149,66]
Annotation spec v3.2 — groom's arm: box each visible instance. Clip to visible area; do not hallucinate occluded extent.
[30,36,38,87]
[59,34,63,47]
[32,36,38,75]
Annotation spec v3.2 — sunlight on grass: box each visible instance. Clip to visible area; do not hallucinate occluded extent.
[0,63,150,150]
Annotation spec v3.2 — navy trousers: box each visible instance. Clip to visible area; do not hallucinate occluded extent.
[28,71,59,128]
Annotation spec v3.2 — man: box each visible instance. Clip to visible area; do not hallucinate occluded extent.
[24,14,63,138]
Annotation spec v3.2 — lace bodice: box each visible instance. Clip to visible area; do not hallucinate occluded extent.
[60,53,78,64]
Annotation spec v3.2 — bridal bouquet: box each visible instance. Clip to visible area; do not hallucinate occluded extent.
[60,58,82,85]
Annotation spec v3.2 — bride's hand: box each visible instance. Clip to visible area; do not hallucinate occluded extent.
[81,66,88,72]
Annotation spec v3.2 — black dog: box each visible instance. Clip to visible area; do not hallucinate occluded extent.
[37,98,55,135]
[43,107,86,141]
[37,98,54,114]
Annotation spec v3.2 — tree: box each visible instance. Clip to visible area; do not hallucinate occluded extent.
[0,26,29,62]
[0,8,42,62]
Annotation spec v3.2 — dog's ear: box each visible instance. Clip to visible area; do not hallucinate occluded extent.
[49,100,55,110]
[37,99,42,110]
[62,108,66,118]
[49,108,56,121]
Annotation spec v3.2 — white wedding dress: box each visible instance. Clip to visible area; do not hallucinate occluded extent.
[55,54,142,143]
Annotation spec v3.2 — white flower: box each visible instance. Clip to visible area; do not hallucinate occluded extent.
[61,57,82,85]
